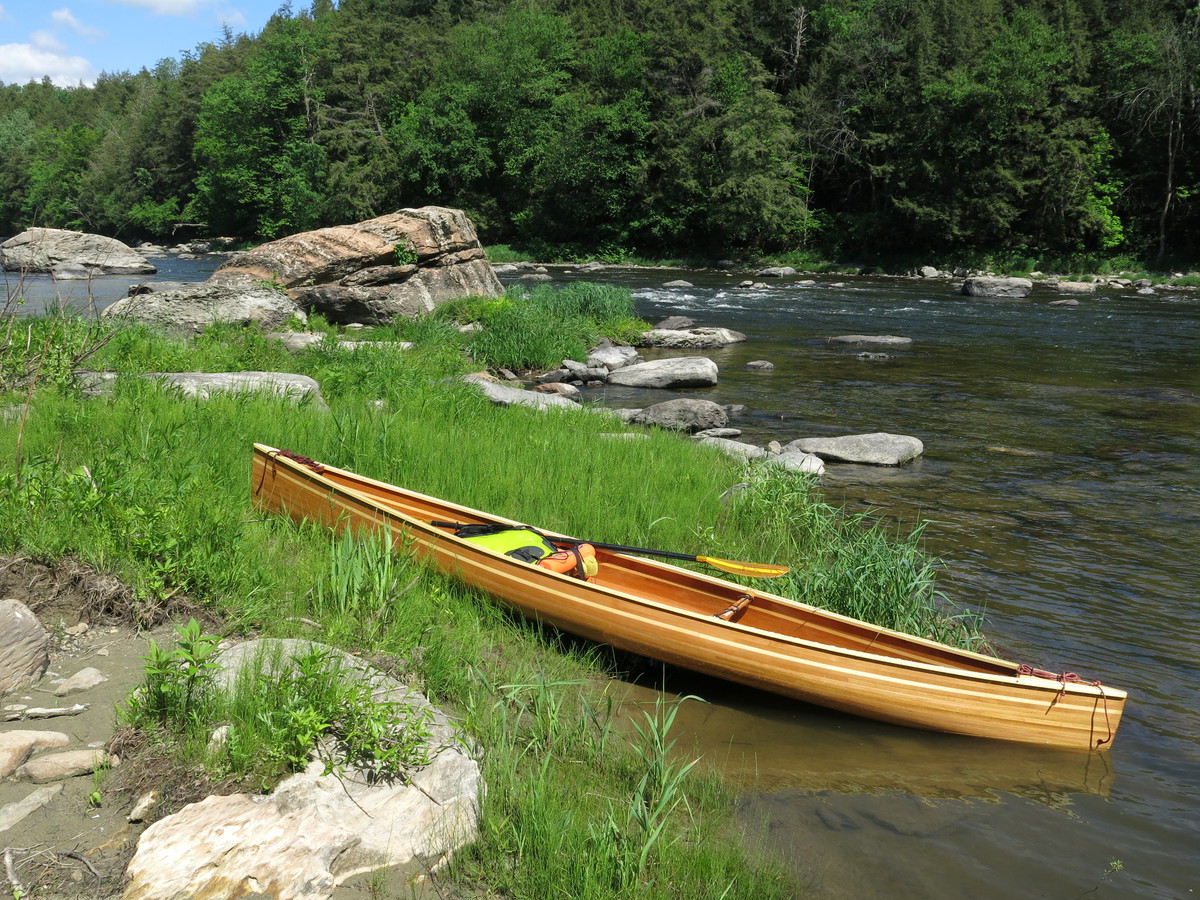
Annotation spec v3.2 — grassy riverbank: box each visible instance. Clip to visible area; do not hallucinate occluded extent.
[1,284,978,897]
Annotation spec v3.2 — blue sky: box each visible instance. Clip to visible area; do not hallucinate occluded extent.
[0,0,286,87]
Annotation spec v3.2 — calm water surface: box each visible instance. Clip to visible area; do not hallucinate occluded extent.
[552,268,1198,899]
[13,260,1197,897]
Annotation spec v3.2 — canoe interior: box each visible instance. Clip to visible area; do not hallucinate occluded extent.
[250,444,1127,749]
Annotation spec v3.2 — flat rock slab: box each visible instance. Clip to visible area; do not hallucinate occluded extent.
[0,731,71,777]
[827,335,912,347]
[764,450,826,475]
[696,436,768,461]
[462,376,582,410]
[54,666,109,696]
[607,357,719,389]
[15,748,110,783]
[0,784,63,835]
[638,328,746,349]
[152,372,327,408]
[123,638,482,900]
[784,433,924,466]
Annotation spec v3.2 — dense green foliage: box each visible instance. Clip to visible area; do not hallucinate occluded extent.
[1,0,1197,262]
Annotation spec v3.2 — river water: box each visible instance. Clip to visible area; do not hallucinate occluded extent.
[550,267,1199,900]
[10,259,1198,898]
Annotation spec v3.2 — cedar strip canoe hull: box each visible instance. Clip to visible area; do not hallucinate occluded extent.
[251,444,1126,750]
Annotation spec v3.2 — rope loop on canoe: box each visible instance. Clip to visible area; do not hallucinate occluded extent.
[1017,664,1099,688]
[273,448,326,473]
[1017,665,1114,749]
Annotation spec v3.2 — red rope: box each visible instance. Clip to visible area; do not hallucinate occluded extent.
[273,448,325,473]
[1017,664,1114,748]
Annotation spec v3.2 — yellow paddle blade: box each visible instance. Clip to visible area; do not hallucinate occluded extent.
[696,556,791,578]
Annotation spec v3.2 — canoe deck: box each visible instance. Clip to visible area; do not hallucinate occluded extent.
[250,444,1126,750]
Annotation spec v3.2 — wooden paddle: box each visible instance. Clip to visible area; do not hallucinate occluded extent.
[431,521,790,579]
[550,538,790,579]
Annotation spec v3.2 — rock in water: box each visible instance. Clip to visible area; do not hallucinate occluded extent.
[0,228,156,275]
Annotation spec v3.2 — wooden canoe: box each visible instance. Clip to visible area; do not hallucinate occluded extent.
[251,444,1126,750]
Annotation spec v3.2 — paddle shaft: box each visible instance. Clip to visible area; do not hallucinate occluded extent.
[555,538,706,563]
[430,521,789,577]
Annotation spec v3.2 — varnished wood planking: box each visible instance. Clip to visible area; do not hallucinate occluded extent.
[251,444,1126,750]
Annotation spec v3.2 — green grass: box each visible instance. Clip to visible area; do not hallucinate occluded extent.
[436,281,649,370]
[1,293,986,898]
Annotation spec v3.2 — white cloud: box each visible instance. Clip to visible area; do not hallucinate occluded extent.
[52,8,106,39]
[0,42,97,86]
[104,0,206,15]
[31,29,67,52]
[0,5,12,23]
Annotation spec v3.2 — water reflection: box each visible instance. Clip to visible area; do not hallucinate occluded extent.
[616,681,1116,802]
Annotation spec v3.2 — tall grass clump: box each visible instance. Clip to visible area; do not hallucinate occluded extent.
[438,282,647,370]
[452,673,795,900]
[719,468,986,648]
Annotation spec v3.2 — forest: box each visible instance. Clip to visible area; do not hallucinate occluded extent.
[0,0,1196,265]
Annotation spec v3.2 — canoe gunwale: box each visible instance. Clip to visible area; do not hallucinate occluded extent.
[250,444,1127,748]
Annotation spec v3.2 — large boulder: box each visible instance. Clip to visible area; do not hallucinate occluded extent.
[0,599,49,696]
[122,638,482,900]
[209,207,503,324]
[0,228,156,275]
[961,276,1033,298]
[783,433,924,466]
[633,399,728,433]
[102,284,303,333]
[607,357,719,389]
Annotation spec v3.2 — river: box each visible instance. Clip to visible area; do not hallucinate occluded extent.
[9,258,1198,898]
[553,267,1199,900]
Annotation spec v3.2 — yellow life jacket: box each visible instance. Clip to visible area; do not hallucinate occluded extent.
[448,523,598,580]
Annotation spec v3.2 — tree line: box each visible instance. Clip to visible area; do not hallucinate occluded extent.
[1,0,1196,265]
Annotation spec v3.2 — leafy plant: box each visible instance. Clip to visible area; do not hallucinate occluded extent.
[219,644,435,786]
[393,239,418,266]
[128,619,221,729]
